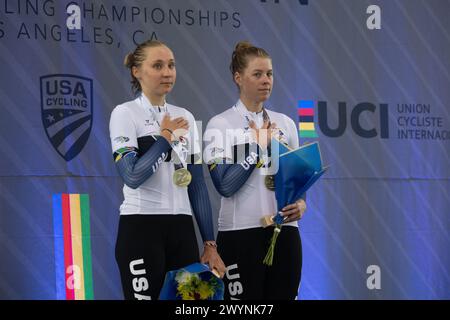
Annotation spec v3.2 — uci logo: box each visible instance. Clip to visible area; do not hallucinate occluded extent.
[316,101,389,139]
[40,74,93,161]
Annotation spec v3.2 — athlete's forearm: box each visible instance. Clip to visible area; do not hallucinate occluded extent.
[208,163,256,198]
[187,163,215,241]
[114,137,172,189]
[207,142,262,197]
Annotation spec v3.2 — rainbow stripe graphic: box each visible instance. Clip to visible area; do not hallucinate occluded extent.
[52,194,94,300]
[298,100,318,138]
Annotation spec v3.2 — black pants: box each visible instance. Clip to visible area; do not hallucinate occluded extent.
[217,226,302,300]
[115,214,199,300]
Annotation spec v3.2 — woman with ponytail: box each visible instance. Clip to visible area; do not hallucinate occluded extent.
[110,40,225,300]
[203,41,307,300]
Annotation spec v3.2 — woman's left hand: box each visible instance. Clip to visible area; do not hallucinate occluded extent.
[200,243,226,279]
[280,199,307,223]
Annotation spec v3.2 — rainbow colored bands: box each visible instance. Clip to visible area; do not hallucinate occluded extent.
[298,100,318,138]
[53,194,94,300]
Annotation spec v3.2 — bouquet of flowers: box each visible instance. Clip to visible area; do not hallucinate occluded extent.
[159,263,224,300]
[263,140,328,266]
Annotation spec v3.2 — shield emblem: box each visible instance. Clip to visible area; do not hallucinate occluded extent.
[41,74,93,161]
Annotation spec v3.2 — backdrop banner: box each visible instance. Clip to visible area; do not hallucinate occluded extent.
[0,0,448,299]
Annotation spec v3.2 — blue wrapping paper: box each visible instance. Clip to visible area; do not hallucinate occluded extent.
[273,139,328,213]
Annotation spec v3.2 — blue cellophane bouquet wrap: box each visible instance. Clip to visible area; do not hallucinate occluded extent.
[263,140,328,266]
[159,263,224,300]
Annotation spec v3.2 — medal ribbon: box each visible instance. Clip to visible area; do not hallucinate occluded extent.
[140,95,189,172]
[232,102,275,169]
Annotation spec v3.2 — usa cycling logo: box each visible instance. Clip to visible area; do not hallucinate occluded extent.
[41,74,93,161]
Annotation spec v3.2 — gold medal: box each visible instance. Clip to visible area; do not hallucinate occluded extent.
[264,175,275,191]
[173,168,192,187]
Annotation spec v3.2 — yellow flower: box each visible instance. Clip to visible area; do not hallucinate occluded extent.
[197,281,215,300]
[175,270,219,300]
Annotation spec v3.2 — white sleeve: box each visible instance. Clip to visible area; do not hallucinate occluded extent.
[109,105,138,154]
[203,116,233,164]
